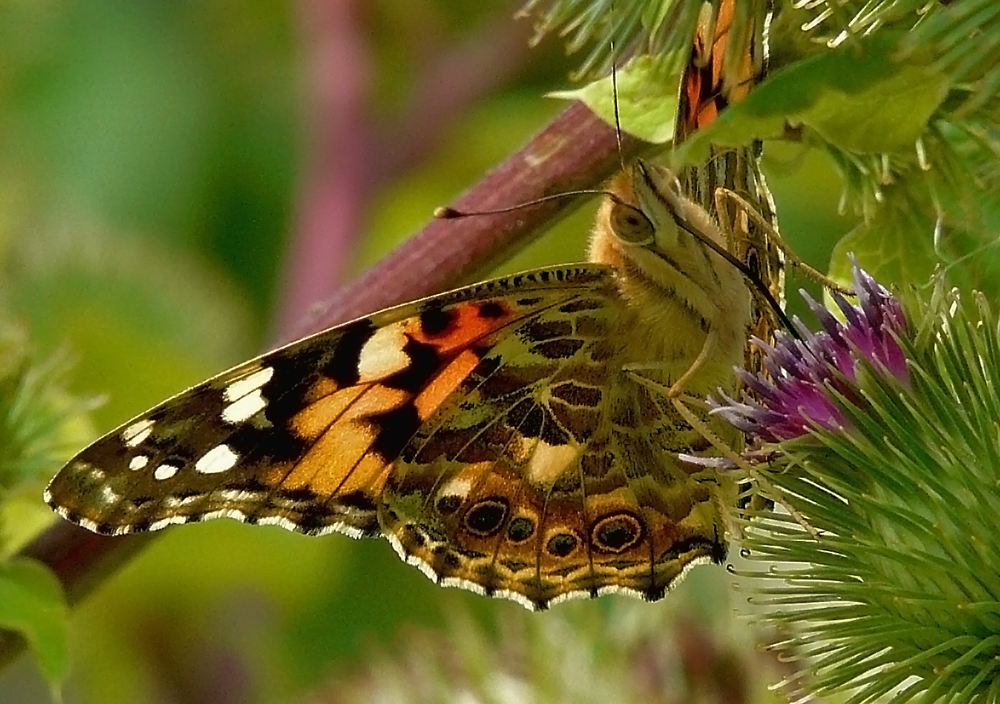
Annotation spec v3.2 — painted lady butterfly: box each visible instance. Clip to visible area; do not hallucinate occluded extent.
[44,3,780,610]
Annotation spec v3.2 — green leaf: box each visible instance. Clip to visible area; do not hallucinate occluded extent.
[828,207,939,295]
[674,33,949,164]
[828,162,1000,305]
[0,558,70,687]
[548,56,680,143]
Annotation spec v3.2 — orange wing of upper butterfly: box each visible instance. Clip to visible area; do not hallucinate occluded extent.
[676,0,760,142]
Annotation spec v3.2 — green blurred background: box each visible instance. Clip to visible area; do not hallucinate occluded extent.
[0,1,859,702]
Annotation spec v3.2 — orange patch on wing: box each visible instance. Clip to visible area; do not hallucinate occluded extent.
[301,375,339,405]
[346,383,409,417]
[292,385,366,441]
[281,418,375,495]
[681,0,751,134]
[414,349,480,420]
[410,303,513,353]
[335,451,391,497]
[283,384,408,495]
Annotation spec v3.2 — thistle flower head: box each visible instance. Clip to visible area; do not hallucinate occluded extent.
[722,263,1000,702]
[716,261,909,442]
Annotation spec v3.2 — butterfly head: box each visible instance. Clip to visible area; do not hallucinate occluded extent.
[591,159,730,282]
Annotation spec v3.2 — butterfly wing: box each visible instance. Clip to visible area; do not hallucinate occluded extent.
[46,263,729,609]
[44,265,605,536]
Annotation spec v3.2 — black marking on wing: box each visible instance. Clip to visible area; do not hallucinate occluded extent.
[384,339,446,392]
[419,307,456,336]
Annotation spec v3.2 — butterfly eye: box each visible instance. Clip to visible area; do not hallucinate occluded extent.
[609,200,655,246]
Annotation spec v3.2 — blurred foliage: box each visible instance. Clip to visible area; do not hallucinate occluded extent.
[305,568,792,704]
[0,559,68,690]
[3,0,996,703]
[0,322,97,556]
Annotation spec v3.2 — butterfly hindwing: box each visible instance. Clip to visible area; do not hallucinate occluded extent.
[380,270,730,607]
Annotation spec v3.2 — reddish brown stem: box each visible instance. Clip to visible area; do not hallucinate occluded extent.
[287,101,656,340]
[276,0,374,341]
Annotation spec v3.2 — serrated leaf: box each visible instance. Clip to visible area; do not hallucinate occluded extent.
[0,558,70,687]
[548,57,680,143]
[674,33,949,165]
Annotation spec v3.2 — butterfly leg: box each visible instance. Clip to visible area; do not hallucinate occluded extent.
[625,363,823,540]
[622,328,720,398]
[670,393,821,540]
[714,188,855,296]
[667,328,718,397]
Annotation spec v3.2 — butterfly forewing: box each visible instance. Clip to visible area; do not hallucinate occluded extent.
[46,266,604,535]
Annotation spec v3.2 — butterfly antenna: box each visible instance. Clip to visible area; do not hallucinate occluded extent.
[440,39,636,223]
[434,190,613,220]
[611,42,626,173]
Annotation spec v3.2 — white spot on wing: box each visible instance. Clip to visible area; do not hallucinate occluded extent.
[438,476,474,500]
[122,419,154,447]
[148,515,190,532]
[129,455,149,471]
[174,493,203,507]
[218,488,261,502]
[258,514,333,534]
[154,464,179,481]
[223,367,274,403]
[497,588,546,610]
[525,439,578,485]
[199,509,248,524]
[329,523,365,539]
[222,392,267,424]
[195,444,239,474]
[77,516,102,533]
[100,485,120,506]
[357,325,411,381]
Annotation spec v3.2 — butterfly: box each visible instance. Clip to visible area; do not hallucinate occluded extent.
[44,5,781,611]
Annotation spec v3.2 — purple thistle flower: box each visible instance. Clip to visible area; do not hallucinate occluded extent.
[715,261,909,443]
